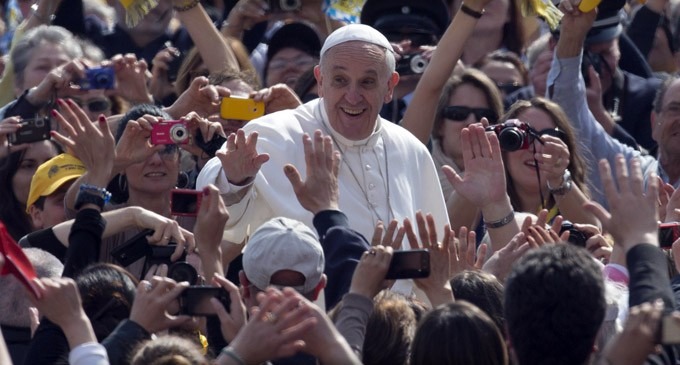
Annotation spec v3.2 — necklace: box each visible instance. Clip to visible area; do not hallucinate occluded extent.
[323,126,394,225]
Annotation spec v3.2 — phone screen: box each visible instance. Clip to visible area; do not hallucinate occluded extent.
[659,223,680,249]
[385,250,430,280]
[180,287,230,316]
[171,189,200,216]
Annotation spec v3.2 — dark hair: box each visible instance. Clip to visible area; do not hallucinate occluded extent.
[433,68,504,142]
[76,263,138,341]
[451,270,505,330]
[505,245,605,365]
[0,141,61,240]
[473,49,529,86]
[410,301,508,365]
[131,334,208,365]
[208,68,260,91]
[501,97,590,212]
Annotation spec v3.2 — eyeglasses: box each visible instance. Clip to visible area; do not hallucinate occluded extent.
[496,81,522,95]
[71,98,112,113]
[268,56,317,71]
[442,106,498,123]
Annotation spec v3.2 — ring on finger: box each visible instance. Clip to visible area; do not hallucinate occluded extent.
[263,312,278,323]
[145,282,153,292]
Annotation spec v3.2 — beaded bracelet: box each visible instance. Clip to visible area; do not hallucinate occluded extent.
[484,211,514,229]
[80,184,112,203]
[173,0,200,12]
[460,3,484,19]
[220,347,246,365]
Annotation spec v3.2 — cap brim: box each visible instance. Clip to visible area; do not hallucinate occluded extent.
[26,175,80,211]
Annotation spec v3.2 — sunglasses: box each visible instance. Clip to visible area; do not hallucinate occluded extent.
[442,106,498,123]
[71,98,112,113]
[496,81,522,95]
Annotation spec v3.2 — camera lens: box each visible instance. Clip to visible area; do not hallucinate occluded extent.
[410,55,429,74]
[497,127,525,151]
[170,124,189,144]
[280,0,300,10]
[168,262,198,284]
[95,73,111,88]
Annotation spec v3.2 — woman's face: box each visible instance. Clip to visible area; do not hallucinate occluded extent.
[70,90,113,121]
[438,83,491,162]
[124,147,180,196]
[18,42,71,95]
[478,60,524,97]
[12,141,59,207]
[505,107,557,191]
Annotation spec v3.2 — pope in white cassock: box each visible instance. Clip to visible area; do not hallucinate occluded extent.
[196,24,449,249]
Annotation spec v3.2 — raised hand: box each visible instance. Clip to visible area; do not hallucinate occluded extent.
[584,155,660,251]
[109,53,153,105]
[284,130,340,214]
[450,226,487,275]
[149,47,178,102]
[114,115,165,171]
[349,245,394,299]
[534,134,571,188]
[129,277,193,333]
[482,231,532,282]
[216,129,269,185]
[166,76,231,119]
[179,111,226,158]
[194,185,229,281]
[370,219,405,250]
[252,84,302,114]
[211,273,247,343]
[0,117,29,158]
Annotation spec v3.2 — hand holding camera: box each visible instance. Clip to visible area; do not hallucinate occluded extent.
[0,117,31,158]
[210,274,247,342]
[115,115,165,170]
[223,0,269,35]
[129,277,194,333]
[26,59,88,106]
[109,54,153,105]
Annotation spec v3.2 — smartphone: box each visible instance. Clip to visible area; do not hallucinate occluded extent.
[385,249,430,280]
[180,286,230,316]
[659,222,680,249]
[578,0,601,12]
[111,229,154,267]
[662,315,680,344]
[10,117,51,145]
[220,97,265,121]
[171,189,201,216]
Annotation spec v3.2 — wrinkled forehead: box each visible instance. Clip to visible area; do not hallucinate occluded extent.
[320,41,390,73]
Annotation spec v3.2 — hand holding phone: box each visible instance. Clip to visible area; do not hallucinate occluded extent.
[659,222,680,249]
[180,286,230,316]
[171,189,202,217]
[385,249,430,280]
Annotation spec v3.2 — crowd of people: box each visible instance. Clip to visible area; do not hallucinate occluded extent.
[0,0,680,363]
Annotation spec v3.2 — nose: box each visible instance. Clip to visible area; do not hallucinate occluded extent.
[148,150,164,164]
[344,84,362,104]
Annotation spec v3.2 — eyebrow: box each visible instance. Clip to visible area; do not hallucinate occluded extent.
[330,65,380,77]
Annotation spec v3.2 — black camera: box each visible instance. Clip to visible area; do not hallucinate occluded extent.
[581,50,603,87]
[9,116,51,145]
[111,229,198,284]
[485,119,538,151]
[396,53,429,76]
[559,221,590,247]
[79,66,115,90]
[268,0,301,12]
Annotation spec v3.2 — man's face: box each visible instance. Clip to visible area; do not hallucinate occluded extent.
[653,79,680,157]
[29,186,71,230]
[314,41,399,140]
[586,38,620,93]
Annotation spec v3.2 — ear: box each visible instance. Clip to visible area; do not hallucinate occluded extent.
[28,205,44,229]
[239,270,251,299]
[383,71,400,104]
[313,65,323,97]
[310,274,327,301]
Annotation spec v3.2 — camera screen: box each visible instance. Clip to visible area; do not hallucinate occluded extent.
[659,223,680,248]
[386,250,430,280]
[171,190,199,216]
[180,287,230,316]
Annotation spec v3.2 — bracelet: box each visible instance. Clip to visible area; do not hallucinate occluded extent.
[173,0,199,12]
[460,3,484,18]
[484,211,514,229]
[220,347,246,365]
[79,184,112,203]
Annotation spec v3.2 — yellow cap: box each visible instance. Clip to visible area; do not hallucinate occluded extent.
[26,154,86,212]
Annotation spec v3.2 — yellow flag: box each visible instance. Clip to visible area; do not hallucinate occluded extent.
[119,0,159,27]
[519,0,563,30]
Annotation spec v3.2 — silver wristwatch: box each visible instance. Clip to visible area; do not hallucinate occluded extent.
[548,169,572,196]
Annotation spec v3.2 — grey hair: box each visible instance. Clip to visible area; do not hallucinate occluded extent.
[11,25,82,90]
[0,248,63,327]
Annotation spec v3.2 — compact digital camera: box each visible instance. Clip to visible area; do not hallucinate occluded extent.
[150,120,190,145]
[9,116,51,145]
[79,66,115,90]
[485,119,541,152]
[396,53,429,76]
[268,0,301,12]
[559,221,590,247]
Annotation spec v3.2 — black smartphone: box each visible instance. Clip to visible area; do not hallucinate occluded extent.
[180,286,230,316]
[111,229,154,267]
[385,249,430,280]
[171,189,201,217]
[10,117,51,145]
[659,222,680,249]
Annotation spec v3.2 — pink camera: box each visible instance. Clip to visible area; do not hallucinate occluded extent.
[150,120,190,145]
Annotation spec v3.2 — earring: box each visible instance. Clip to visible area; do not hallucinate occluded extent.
[117,174,128,192]
[177,171,190,189]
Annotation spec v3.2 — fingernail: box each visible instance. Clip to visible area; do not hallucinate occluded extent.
[99,115,106,123]
[56,98,65,105]
[49,131,56,137]
[50,110,58,117]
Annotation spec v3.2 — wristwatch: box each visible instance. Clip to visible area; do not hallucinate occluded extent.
[548,170,573,196]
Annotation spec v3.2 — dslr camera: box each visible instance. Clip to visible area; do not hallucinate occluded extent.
[9,116,51,145]
[485,119,539,151]
[150,120,190,145]
[111,229,198,284]
[79,66,115,90]
[396,53,429,76]
[268,0,301,12]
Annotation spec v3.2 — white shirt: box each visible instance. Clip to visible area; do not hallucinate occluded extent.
[197,98,449,245]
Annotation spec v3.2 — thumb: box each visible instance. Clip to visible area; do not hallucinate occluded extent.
[284,164,303,190]
[442,165,463,188]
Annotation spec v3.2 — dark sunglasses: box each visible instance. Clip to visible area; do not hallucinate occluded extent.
[442,106,498,123]
[496,81,522,95]
[72,98,112,113]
